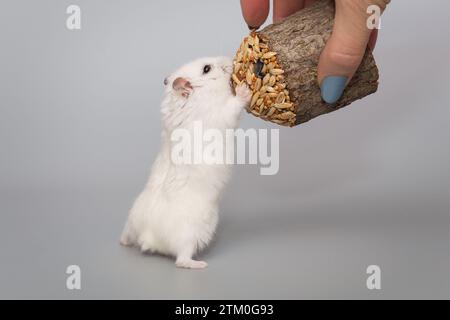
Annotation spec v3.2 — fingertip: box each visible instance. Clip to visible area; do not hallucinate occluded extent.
[240,0,270,29]
[273,0,305,23]
[320,75,348,104]
[317,1,372,86]
[317,0,383,103]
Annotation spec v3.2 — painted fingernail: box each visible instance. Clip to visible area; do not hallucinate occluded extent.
[320,76,348,104]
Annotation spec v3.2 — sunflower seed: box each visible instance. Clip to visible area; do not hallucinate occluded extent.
[254,60,264,78]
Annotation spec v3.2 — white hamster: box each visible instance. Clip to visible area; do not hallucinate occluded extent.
[120,56,251,269]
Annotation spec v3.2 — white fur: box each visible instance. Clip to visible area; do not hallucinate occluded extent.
[120,57,251,269]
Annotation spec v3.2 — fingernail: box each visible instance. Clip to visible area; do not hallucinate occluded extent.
[320,76,348,104]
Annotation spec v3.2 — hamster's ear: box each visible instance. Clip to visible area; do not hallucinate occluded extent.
[172,77,193,98]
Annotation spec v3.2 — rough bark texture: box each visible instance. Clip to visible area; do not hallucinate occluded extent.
[259,0,379,125]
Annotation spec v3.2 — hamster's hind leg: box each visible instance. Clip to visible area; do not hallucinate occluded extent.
[138,231,158,253]
[175,243,208,269]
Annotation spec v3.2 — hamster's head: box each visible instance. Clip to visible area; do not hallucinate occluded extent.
[164,56,233,100]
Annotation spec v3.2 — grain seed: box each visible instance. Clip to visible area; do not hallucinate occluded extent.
[267,107,276,117]
[262,52,277,59]
[269,75,276,86]
[254,78,262,91]
[274,102,292,109]
[246,69,252,85]
[232,74,241,85]
[275,93,285,104]
[250,92,260,107]
[270,68,284,75]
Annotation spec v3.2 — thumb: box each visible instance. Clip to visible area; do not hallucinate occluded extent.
[318,0,386,104]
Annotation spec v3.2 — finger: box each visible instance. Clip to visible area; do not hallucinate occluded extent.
[318,0,389,103]
[273,0,305,23]
[240,0,270,29]
[304,0,316,7]
[318,1,373,104]
[368,29,378,52]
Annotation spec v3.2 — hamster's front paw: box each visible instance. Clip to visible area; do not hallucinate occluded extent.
[235,83,252,106]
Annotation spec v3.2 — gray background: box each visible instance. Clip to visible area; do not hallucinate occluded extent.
[1,0,449,299]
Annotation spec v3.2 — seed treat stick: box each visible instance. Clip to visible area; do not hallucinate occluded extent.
[232,0,379,127]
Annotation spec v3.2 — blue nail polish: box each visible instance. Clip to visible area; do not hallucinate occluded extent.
[320,76,348,104]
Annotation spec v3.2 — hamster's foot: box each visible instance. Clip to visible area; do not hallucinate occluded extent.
[119,234,132,246]
[175,259,208,269]
[120,222,136,246]
[120,239,131,246]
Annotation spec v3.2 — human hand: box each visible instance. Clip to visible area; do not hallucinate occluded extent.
[240,0,390,103]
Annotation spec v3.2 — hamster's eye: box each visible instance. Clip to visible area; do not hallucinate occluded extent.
[203,65,211,74]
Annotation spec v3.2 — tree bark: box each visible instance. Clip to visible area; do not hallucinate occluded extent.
[257,0,379,126]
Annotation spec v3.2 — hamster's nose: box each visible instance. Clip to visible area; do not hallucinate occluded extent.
[163,77,168,86]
